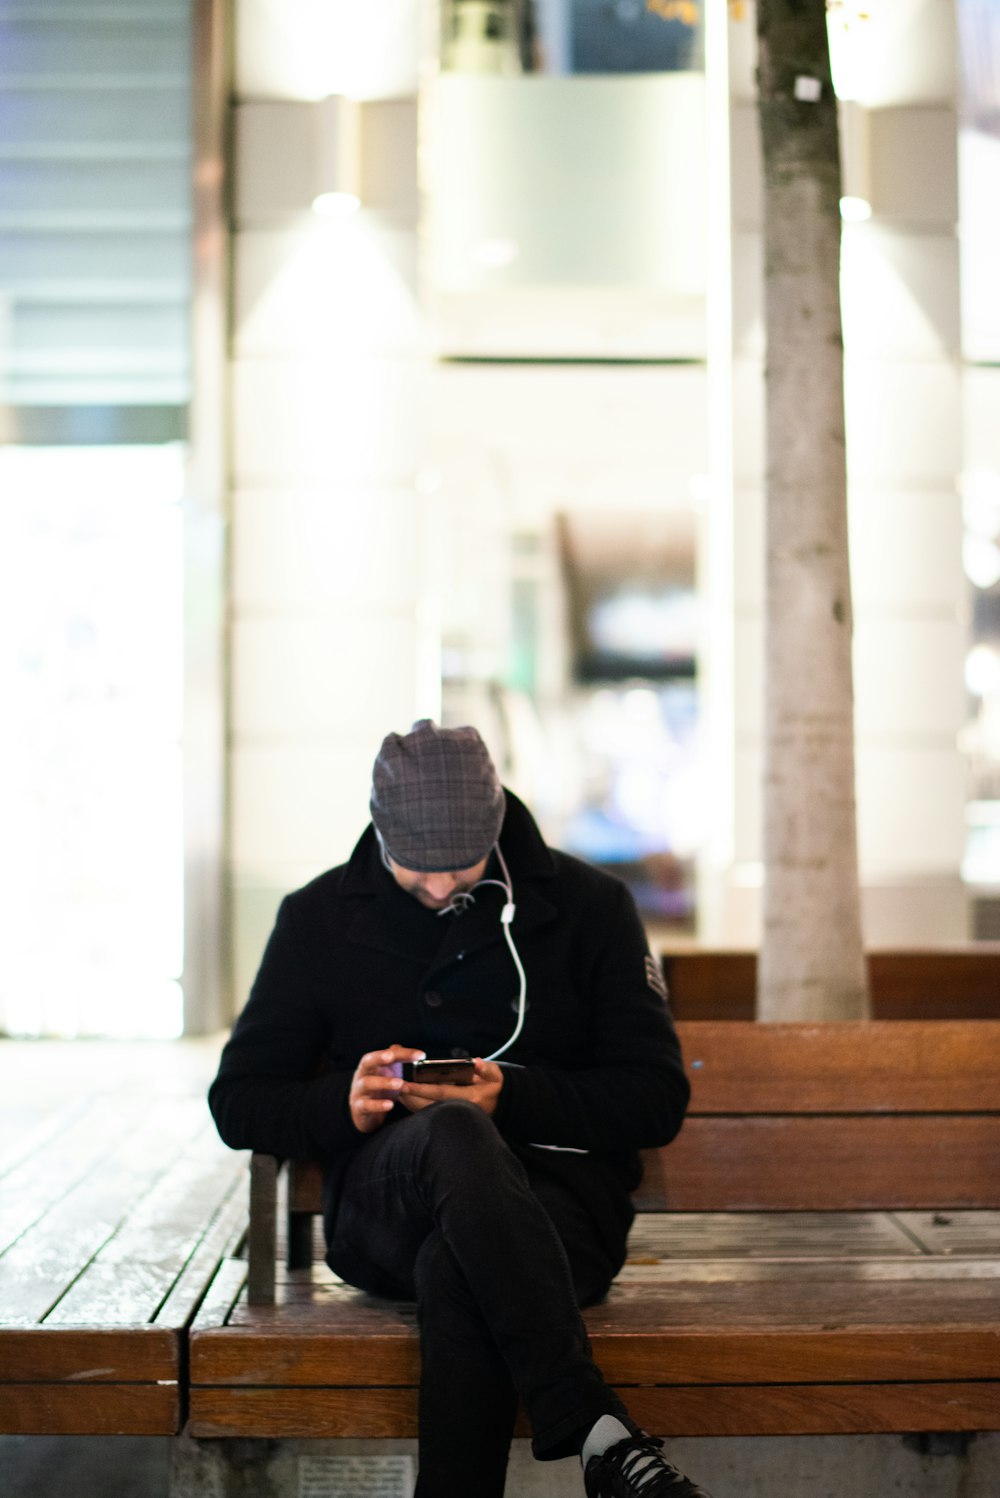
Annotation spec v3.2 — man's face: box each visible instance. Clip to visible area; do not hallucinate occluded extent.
[388,855,490,911]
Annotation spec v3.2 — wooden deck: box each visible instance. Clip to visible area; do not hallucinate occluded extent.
[0,1037,246,1435]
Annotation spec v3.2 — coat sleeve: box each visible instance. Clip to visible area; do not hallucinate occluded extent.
[491,880,690,1154]
[208,895,360,1161]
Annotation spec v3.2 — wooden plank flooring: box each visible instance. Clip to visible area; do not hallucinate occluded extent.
[0,1036,246,1435]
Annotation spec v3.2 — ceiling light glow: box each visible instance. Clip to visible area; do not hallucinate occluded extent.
[472,237,520,269]
[312,191,361,220]
[963,535,1000,590]
[962,471,1000,540]
[966,645,1000,697]
[840,195,872,222]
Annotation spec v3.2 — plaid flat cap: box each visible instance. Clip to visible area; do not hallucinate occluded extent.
[370,720,506,872]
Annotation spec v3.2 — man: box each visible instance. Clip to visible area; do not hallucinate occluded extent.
[210,720,714,1498]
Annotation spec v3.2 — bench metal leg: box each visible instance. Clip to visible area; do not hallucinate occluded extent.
[247,1154,278,1306]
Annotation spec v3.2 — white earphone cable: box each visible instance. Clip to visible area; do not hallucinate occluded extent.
[482,843,526,1062]
[378,827,527,1062]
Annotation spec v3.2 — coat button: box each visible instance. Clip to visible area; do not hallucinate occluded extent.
[424,990,444,1008]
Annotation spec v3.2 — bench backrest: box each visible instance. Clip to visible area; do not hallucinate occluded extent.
[635,1019,1000,1210]
[283,1020,1000,1224]
[662,947,1000,1021]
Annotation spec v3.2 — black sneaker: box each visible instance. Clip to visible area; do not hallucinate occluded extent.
[584,1431,715,1498]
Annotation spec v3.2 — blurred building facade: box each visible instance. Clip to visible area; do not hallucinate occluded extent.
[1,0,998,1034]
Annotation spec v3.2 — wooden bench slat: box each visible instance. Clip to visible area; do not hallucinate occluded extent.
[868,948,1000,1019]
[592,1327,1000,1386]
[1,1381,179,1436]
[0,1098,216,1327]
[0,1326,178,1383]
[45,1130,247,1327]
[272,1252,1000,1295]
[637,1116,1000,1211]
[663,949,1000,1022]
[190,1386,417,1440]
[227,1272,1000,1340]
[624,1210,923,1260]
[615,1257,1000,1283]
[190,1319,1000,1390]
[190,1380,1000,1441]
[622,1381,1000,1438]
[893,1209,1000,1256]
[0,1095,93,1183]
[0,1098,127,1256]
[153,1182,247,1329]
[191,1257,250,1333]
[190,1271,1000,1389]
[190,1317,421,1386]
[676,1020,1000,1113]
[594,1274,1000,1333]
[663,952,757,1020]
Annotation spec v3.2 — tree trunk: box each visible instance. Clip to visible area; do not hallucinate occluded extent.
[756,0,869,1021]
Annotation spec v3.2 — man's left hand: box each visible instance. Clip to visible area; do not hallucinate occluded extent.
[398,1058,503,1117]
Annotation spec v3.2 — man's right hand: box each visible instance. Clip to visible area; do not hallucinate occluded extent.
[349,1045,426,1134]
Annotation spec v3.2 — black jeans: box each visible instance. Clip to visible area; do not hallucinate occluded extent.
[326,1101,629,1498]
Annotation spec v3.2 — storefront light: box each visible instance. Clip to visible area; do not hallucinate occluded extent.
[966,644,1000,697]
[840,195,872,222]
[963,534,1000,590]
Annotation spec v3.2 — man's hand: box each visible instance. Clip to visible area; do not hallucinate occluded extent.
[349,1045,426,1134]
[399,1058,504,1118]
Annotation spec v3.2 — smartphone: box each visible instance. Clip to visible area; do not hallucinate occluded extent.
[403,1058,475,1086]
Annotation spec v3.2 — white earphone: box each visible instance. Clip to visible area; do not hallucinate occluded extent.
[458,842,526,1062]
[376,829,528,1061]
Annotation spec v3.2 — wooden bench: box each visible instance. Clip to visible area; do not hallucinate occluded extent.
[0,1082,247,1436]
[188,1019,1000,1442]
[661,946,1000,1021]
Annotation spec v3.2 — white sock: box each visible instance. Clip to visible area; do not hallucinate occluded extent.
[581,1414,632,1468]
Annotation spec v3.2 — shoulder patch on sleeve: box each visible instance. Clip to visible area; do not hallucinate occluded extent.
[644,954,668,1002]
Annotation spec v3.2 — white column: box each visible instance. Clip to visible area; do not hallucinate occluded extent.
[841,0,967,941]
[228,1,432,1001]
[698,7,768,943]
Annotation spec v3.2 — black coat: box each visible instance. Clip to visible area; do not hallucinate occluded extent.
[209,792,691,1252]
